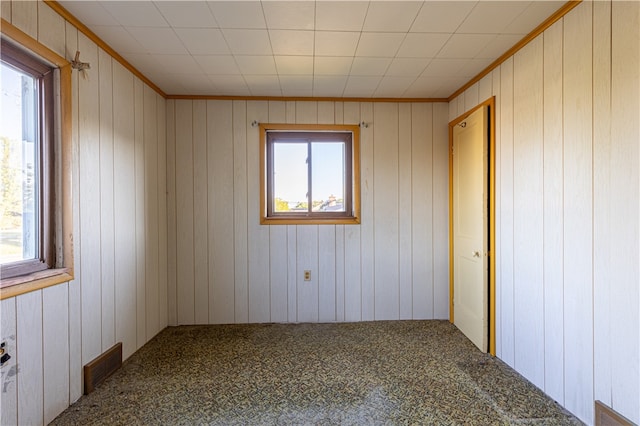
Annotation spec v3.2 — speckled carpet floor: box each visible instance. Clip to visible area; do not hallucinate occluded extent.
[52,321,582,425]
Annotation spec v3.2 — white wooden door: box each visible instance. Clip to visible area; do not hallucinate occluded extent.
[452,106,488,352]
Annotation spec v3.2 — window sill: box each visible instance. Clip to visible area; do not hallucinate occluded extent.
[0,268,73,300]
[261,217,361,225]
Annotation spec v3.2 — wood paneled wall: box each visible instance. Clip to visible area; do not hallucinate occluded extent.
[449,2,639,424]
[0,2,167,425]
[3,1,638,425]
[166,100,450,325]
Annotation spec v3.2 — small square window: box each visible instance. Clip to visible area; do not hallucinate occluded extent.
[260,124,360,225]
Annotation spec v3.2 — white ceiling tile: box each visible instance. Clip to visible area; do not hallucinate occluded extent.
[279,76,313,96]
[396,33,450,58]
[235,56,277,75]
[173,72,217,93]
[355,33,405,57]
[222,29,272,55]
[282,90,313,98]
[435,76,472,96]
[456,58,493,78]
[457,1,531,34]
[342,76,382,98]
[152,55,201,75]
[180,87,213,96]
[350,57,392,76]
[154,1,218,28]
[274,56,313,75]
[218,87,252,96]
[194,55,240,75]
[60,0,564,98]
[421,58,468,77]
[429,88,454,98]
[143,73,189,95]
[315,2,368,31]
[244,75,282,96]
[315,32,360,57]
[59,1,119,26]
[410,2,476,33]
[252,89,285,97]
[313,76,348,97]
[269,30,314,56]
[91,25,146,54]
[207,75,250,95]
[284,91,314,98]
[127,27,188,54]
[404,77,444,98]
[474,34,522,59]
[175,29,229,55]
[280,81,313,98]
[503,1,565,35]
[262,2,315,30]
[283,90,314,98]
[121,53,163,76]
[363,1,423,32]
[314,57,354,76]
[100,1,168,27]
[437,34,496,59]
[396,33,451,58]
[385,58,430,77]
[374,76,415,97]
[207,1,266,29]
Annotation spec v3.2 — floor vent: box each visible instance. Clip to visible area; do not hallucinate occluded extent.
[84,342,122,395]
[595,401,635,426]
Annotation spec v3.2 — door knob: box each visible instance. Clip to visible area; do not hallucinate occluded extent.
[472,251,481,258]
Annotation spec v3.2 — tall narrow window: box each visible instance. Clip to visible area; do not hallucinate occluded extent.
[1,41,55,278]
[261,124,360,225]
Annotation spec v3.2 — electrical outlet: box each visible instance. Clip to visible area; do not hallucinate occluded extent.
[304,270,311,281]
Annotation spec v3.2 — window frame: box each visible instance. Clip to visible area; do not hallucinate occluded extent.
[260,123,361,225]
[1,41,55,278]
[0,23,74,300]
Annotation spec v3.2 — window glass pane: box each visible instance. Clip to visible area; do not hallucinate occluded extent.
[311,142,345,212]
[273,142,308,212]
[1,62,39,264]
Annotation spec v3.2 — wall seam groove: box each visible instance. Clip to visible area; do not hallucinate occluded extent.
[560,14,566,407]
[231,101,236,323]
[40,290,44,424]
[109,56,115,347]
[430,105,435,318]
[245,102,249,324]
[510,60,515,366]
[409,103,414,320]
[397,104,401,319]
[206,101,211,325]
[191,100,196,324]
[590,3,596,409]
[541,28,547,394]
[97,48,104,352]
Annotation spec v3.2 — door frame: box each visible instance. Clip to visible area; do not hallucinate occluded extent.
[448,97,496,356]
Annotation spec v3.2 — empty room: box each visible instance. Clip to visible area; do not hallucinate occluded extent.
[0,0,638,425]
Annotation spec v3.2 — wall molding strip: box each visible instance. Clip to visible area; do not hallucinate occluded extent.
[44,0,167,98]
[447,0,582,102]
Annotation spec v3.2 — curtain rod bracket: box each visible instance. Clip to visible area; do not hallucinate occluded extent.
[71,51,91,71]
